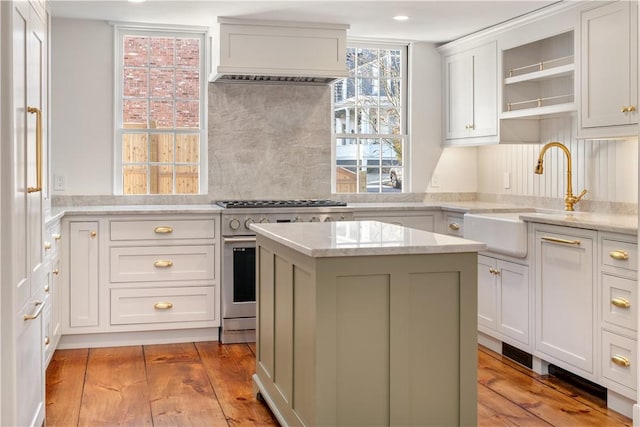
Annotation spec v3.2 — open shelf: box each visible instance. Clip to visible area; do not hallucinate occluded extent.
[504,63,575,85]
[501,102,576,119]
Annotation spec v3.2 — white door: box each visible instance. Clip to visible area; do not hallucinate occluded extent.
[445,51,472,140]
[477,255,497,330]
[496,260,529,346]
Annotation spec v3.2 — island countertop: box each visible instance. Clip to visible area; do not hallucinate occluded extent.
[250,220,486,257]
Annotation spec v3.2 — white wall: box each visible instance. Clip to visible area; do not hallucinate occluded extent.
[427,147,478,193]
[477,116,638,204]
[408,42,445,193]
[51,18,113,195]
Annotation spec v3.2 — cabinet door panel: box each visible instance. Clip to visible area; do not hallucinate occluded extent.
[497,261,528,345]
[535,229,595,374]
[477,255,497,330]
[471,42,497,137]
[581,1,636,128]
[445,53,473,139]
[69,221,100,327]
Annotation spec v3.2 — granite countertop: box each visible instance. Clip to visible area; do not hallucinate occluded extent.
[250,220,487,258]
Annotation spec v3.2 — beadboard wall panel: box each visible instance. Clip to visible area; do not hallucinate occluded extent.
[477,117,637,204]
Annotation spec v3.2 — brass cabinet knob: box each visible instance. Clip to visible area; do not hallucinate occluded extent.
[154,302,173,310]
[44,242,51,250]
[52,269,59,275]
[90,231,97,237]
[44,284,50,293]
[611,355,630,368]
[609,250,629,261]
[621,106,629,113]
[449,223,460,231]
[629,105,636,112]
[154,260,173,268]
[53,233,61,241]
[611,297,631,309]
[44,336,50,346]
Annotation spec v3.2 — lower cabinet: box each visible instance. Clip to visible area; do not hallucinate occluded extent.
[61,214,220,346]
[534,224,596,379]
[477,255,529,348]
[353,209,438,232]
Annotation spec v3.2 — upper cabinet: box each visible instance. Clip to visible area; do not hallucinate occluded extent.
[501,31,575,119]
[578,1,638,139]
[443,41,498,145]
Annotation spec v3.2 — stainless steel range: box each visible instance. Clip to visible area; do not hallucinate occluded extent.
[217,199,354,343]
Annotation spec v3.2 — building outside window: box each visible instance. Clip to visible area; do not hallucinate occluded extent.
[114,25,207,195]
[333,43,408,193]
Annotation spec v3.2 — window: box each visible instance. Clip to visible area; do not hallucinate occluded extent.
[115,26,207,195]
[333,43,407,193]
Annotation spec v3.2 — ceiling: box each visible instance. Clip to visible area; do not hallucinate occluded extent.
[50,0,560,44]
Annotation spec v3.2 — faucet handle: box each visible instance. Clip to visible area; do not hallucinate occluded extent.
[576,189,588,202]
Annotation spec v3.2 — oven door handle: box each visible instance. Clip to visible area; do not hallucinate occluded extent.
[223,236,257,244]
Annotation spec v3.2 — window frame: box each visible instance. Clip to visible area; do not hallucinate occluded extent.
[113,23,208,195]
[332,40,409,194]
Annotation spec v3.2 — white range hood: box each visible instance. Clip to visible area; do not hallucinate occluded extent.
[209,17,350,84]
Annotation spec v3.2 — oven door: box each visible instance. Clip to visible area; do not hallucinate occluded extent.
[222,236,256,321]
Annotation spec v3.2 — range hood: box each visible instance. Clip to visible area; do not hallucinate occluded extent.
[209,18,350,85]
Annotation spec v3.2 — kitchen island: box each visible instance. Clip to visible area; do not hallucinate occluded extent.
[250,220,486,427]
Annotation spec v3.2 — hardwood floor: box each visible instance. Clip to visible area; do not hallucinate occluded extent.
[46,342,632,426]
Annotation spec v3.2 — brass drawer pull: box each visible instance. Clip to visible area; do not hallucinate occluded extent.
[27,106,42,193]
[154,260,173,268]
[611,297,631,309]
[541,236,581,246]
[611,355,630,368]
[609,250,629,261]
[449,223,460,231]
[154,302,173,310]
[24,301,44,321]
[154,226,173,234]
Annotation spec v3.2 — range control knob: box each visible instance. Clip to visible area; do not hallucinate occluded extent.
[310,216,319,222]
[229,218,240,230]
[244,218,255,229]
[324,216,333,222]
[259,217,270,224]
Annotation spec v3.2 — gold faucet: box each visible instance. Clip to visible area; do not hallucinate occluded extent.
[534,142,587,212]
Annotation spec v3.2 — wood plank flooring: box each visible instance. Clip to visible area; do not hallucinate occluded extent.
[46,342,632,426]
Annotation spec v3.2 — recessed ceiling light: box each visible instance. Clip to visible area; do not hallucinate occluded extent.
[393,15,409,21]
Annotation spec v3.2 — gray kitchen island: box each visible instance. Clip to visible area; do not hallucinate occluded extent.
[250,220,486,427]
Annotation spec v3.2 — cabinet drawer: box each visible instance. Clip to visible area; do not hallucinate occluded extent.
[602,274,637,331]
[110,219,216,241]
[111,286,215,325]
[444,213,464,236]
[110,246,215,283]
[602,239,637,273]
[601,330,637,392]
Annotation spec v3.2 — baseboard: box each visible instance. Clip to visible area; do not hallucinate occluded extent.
[57,327,219,349]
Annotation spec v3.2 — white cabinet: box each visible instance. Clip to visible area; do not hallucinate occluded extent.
[353,210,437,232]
[534,224,596,379]
[579,1,638,138]
[443,212,464,237]
[443,41,498,145]
[477,255,530,349]
[1,1,48,425]
[598,232,637,401]
[43,218,62,366]
[61,214,219,345]
[66,221,100,329]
